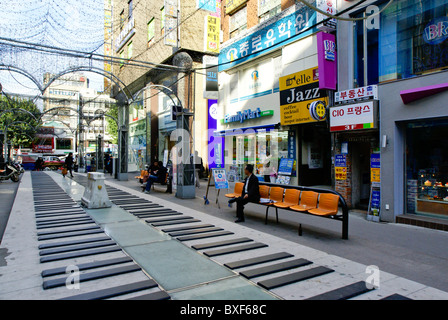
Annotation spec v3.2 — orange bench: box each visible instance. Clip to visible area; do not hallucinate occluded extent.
[254,184,348,239]
[225,182,244,199]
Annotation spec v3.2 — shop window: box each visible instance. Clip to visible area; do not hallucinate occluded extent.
[226,129,292,183]
[406,120,448,218]
[353,0,448,87]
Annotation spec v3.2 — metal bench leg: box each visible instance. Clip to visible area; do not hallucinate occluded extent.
[265,206,269,225]
[275,207,279,224]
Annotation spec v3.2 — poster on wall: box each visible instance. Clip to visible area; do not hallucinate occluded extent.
[279,67,329,126]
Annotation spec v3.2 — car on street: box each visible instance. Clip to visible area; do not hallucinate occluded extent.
[43,156,65,170]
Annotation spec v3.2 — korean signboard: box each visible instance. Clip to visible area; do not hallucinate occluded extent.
[316,0,337,32]
[204,15,220,53]
[219,5,317,71]
[330,101,378,132]
[335,85,378,103]
[203,56,219,99]
[213,168,229,189]
[279,67,328,126]
[335,154,347,181]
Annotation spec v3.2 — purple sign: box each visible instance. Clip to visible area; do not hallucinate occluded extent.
[317,31,337,90]
[208,99,224,169]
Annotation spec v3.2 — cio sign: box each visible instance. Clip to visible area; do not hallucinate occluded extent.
[423,17,448,45]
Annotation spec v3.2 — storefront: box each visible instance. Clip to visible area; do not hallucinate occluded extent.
[329,88,380,210]
[405,119,448,218]
[128,95,147,172]
[217,12,334,186]
[380,73,448,223]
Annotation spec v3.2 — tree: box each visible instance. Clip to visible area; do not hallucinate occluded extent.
[106,103,118,144]
[0,95,42,148]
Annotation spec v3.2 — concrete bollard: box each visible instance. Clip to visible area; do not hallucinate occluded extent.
[81,172,112,209]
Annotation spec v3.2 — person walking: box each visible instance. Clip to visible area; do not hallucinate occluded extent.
[229,164,260,223]
[64,153,74,178]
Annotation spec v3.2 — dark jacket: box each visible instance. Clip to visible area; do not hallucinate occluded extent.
[157,165,168,183]
[65,156,73,168]
[242,174,260,202]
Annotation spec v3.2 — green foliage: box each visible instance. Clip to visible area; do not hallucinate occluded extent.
[0,95,42,147]
[106,103,118,144]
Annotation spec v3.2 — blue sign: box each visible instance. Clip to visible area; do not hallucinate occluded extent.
[288,130,296,160]
[213,168,229,189]
[371,190,381,209]
[197,0,217,13]
[371,154,380,169]
[335,154,347,167]
[278,158,294,176]
[218,6,317,71]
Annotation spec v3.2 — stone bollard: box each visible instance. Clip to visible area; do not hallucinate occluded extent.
[81,172,112,209]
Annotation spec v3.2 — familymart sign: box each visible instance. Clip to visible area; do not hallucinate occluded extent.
[222,108,274,124]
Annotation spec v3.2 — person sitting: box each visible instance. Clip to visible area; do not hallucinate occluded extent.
[144,161,167,194]
[229,164,260,223]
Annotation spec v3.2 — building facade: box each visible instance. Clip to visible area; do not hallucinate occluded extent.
[217,0,336,186]
[336,0,448,223]
[111,0,221,173]
[42,72,116,157]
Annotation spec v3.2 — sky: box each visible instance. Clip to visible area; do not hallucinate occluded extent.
[0,0,107,101]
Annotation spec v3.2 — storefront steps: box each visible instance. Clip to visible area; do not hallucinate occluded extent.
[396,215,448,232]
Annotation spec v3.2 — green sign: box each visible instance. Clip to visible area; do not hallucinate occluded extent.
[221,108,273,124]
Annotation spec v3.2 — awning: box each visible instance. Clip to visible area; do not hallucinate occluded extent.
[400,83,448,104]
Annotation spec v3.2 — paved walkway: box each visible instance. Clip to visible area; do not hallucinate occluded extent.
[104,173,448,293]
[1,171,447,300]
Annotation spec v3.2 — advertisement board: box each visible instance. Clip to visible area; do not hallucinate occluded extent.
[330,101,378,132]
[279,67,328,125]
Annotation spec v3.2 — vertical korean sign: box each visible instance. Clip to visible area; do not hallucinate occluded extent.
[205,15,220,54]
[164,0,178,47]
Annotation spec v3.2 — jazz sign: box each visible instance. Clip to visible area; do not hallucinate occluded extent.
[279,67,328,125]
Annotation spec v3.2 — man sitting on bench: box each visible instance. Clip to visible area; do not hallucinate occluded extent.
[229,164,260,223]
[143,161,167,194]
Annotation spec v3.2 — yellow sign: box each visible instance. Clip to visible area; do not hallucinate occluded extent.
[279,67,328,125]
[205,16,220,53]
[371,168,381,183]
[225,0,248,14]
[335,167,347,180]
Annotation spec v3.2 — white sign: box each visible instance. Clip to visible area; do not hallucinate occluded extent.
[114,16,135,52]
[330,101,377,132]
[316,0,337,32]
[335,85,378,103]
[164,16,178,47]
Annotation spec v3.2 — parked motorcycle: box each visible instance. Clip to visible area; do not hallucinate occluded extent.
[11,161,24,174]
[0,162,21,182]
